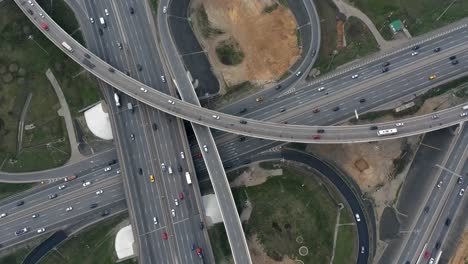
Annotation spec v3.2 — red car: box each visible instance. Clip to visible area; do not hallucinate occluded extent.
[312,135,321,140]
[424,251,430,259]
[196,247,203,257]
[162,231,168,240]
[313,108,320,113]
[179,192,184,200]
[196,153,202,158]
[41,23,49,31]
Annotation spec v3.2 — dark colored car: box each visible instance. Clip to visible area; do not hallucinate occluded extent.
[412,45,420,50]
[108,67,115,73]
[108,159,117,165]
[382,61,390,67]
[101,210,109,216]
[449,55,457,60]
[129,7,134,14]
[98,28,103,36]
[27,9,33,15]
[370,126,378,130]
[90,203,98,209]
[199,221,204,230]
[359,98,366,103]
[239,108,247,114]
[381,67,389,73]
[332,106,340,112]
[239,136,246,142]
[138,168,143,175]
[84,54,91,59]
[152,123,158,131]
[317,129,325,133]
[275,85,282,90]
[178,165,182,172]
[16,201,24,206]
[137,64,142,71]
[424,206,430,213]
[433,47,441,52]
[313,108,320,113]
[452,60,459,65]
[279,108,286,113]
[48,194,57,199]
[435,241,440,249]
[240,120,247,124]
[445,218,451,226]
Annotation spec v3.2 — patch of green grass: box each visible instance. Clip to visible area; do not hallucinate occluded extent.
[263,3,279,14]
[296,28,302,47]
[314,16,379,75]
[277,70,291,81]
[214,81,261,106]
[194,5,224,38]
[216,38,245,66]
[350,0,468,39]
[236,166,340,263]
[0,182,36,200]
[287,143,307,151]
[278,0,289,8]
[0,1,100,171]
[334,225,357,264]
[39,213,129,264]
[0,236,48,264]
[208,223,234,264]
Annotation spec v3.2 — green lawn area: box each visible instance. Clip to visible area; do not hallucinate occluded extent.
[334,224,357,264]
[0,1,100,172]
[0,182,36,200]
[313,2,380,75]
[350,0,468,39]
[39,213,131,264]
[208,223,234,264]
[236,166,344,263]
[0,236,48,264]
[216,38,245,66]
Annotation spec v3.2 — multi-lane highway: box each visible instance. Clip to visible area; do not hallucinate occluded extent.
[14,1,468,143]
[396,123,468,264]
[0,164,125,249]
[66,0,214,262]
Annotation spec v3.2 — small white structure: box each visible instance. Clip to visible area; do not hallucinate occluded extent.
[84,102,113,140]
[202,194,222,225]
[115,225,135,260]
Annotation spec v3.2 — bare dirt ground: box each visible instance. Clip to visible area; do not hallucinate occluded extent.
[305,135,420,220]
[230,163,283,188]
[190,0,300,88]
[449,231,468,264]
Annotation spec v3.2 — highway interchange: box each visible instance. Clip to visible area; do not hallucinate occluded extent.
[4,0,468,263]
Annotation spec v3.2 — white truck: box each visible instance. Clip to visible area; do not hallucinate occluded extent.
[61,41,73,52]
[185,172,192,185]
[114,93,120,107]
[99,17,106,28]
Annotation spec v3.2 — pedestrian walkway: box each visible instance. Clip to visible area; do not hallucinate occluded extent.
[46,69,84,164]
[332,0,407,50]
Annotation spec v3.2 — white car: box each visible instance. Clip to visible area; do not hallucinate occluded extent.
[90,17,94,24]
[153,217,158,225]
[317,87,325,92]
[32,214,39,218]
[395,122,404,127]
[174,199,179,206]
[96,190,104,195]
[162,6,167,14]
[82,181,91,187]
[360,246,365,254]
[37,227,46,233]
[171,209,175,217]
[58,184,66,190]
[104,9,109,16]
[140,87,148,93]
[0,213,6,218]
[461,112,468,117]
[429,258,434,264]
[116,169,121,174]
[180,152,185,159]
[355,213,361,222]
[460,188,465,196]
[161,163,166,171]
[168,99,175,105]
[212,115,220,120]
[39,13,45,18]
[28,0,34,6]
[161,75,166,83]
[66,206,73,212]
[351,74,359,79]
[295,71,302,77]
[104,167,111,172]
[437,181,443,188]
[203,145,208,152]
[411,51,419,56]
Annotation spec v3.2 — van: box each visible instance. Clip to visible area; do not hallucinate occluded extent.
[99,17,106,28]
[168,166,173,174]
